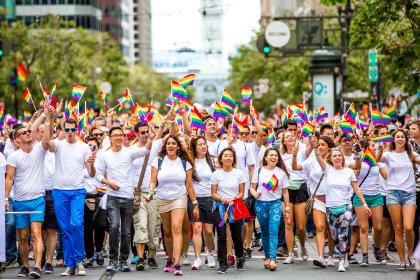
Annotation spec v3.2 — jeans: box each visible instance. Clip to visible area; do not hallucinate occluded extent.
[106,196,134,262]
[213,208,243,265]
[255,199,282,260]
[6,199,18,261]
[53,188,86,269]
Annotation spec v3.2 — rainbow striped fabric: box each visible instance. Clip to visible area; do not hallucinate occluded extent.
[386,106,397,119]
[190,110,205,130]
[316,107,328,123]
[267,129,276,145]
[362,147,377,167]
[17,63,28,81]
[263,174,279,192]
[220,89,235,114]
[369,134,394,143]
[171,80,188,100]
[23,111,32,122]
[0,106,4,128]
[345,103,357,123]
[213,102,230,119]
[71,84,87,100]
[39,81,49,100]
[178,73,196,88]
[300,122,315,138]
[22,88,34,105]
[241,86,252,103]
[99,91,109,108]
[339,121,355,135]
[371,109,392,125]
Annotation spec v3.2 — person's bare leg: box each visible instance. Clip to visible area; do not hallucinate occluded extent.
[284,203,295,254]
[171,209,186,265]
[294,203,307,249]
[349,226,360,255]
[388,205,405,263]
[370,206,383,248]
[45,229,57,264]
[192,222,203,259]
[313,209,326,258]
[31,222,44,268]
[226,225,233,257]
[354,207,369,254]
[182,212,190,257]
[160,212,173,261]
[18,228,30,268]
[135,243,146,259]
[203,223,215,252]
[402,205,416,257]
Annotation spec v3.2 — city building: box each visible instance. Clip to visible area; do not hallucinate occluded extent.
[131,0,151,66]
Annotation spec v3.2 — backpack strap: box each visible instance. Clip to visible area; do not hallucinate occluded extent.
[158,156,165,170]
[255,167,262,192]
[181,159,187,171]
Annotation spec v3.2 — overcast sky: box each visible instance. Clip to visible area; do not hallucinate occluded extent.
[151,0,261,69]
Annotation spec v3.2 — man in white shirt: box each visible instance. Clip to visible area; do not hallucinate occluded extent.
[203,116,221,160]
[5,108,53,278]
[45,118,96,276]
[95,126,151,272]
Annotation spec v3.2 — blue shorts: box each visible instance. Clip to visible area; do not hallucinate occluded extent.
[353,193,384,207]
[14,196,45,229]
[386,190,416,206]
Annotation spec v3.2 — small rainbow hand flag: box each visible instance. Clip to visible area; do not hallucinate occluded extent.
[96,187,107,195]
[145,193,154,202]
[22,88,34,105]
[362,147,377,167]
[0,106,4,129]
[213,102,230,119]
[23,111,32,122]
[38,81,49,100]
[371,108,391,125]
[386,106,397,119]
[263,174,279,192]
[16,63,28,81]
[233,115,246,134]
[241,86,252,103]
[171,80,188,100]
[316,107,328,123]
[116,89,131,105]
[165,95,176,110]
[99,91,109,108]
[190,110,205,130]
[300,122,315,138]
[339,121,355,135]
[178,73,196,88]
[369,134,394,143]
[345,103,357,123]
[220,89,235,114]
[267,129,276,145]
[71,84,87,100]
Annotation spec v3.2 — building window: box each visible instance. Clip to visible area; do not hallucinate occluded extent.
[134,43,139,48]
[51,0,57,4]
[68,0,74,3]
[134,25,138,30]
[42,0,48,4]
[133,7,137,13]
[135,52,139,57]
[16,0,23,4]
[133,16,138,21]
[134,34,139,39]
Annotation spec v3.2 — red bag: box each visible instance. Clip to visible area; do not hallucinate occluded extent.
[233,199,255,221]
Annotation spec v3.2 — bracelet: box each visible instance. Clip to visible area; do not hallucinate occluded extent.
[363,203,368,207]
[5,197,8,201]
[192,200,198,206]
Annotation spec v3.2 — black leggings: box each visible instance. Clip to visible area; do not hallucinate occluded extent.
[84,197,107,258]
[213,209,244,265]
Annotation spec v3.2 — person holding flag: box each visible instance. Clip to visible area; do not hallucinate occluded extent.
[250,148,290,271]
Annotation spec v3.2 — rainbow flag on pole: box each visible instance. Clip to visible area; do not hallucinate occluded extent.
[316,107,328,123]
[241,86,252,103]
[220,89,235,114]
[213,102,230,119]
[0,106,4,128]
[23,111,32,122]
[267,129,276,145]
[369,134,394,143]
[300,122,315,137]
[99,91,109,108]
[17,63,28,81]
[22,88,34,105]
[339,121,355,135]
[386,106,397,119]
[190,110,205,130]
[362,147,377,167]
[71,84,87,100]
[178,73,196,88]
[171,80,188,100]
[345,103,357,123]
[371,108,392,125]
[263,174,279,192]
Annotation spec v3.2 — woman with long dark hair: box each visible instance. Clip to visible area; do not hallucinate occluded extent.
[188,136,216,270]
[250,148,290,271]
[149,135,199,276]
[378,129,420,270]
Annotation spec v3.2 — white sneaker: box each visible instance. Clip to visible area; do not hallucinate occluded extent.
[344,255,349,269]
[75,263,87,276]
[207,253,216,268]
[338,260,346,272]
[327,256,335,267]
[191,258,202,270]
[283,253,294,264]
[301,247,308,261]
[181,254,190,266]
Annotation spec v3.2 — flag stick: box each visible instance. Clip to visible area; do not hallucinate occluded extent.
[30,97,38,111]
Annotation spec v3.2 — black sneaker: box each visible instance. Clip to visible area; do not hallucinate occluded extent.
[2,258,17,269]
[236,258,245,271]
[136,258,145,271]
[83,258,94,267]
[360,254,369,267]
[29,267,41,279]
[17,266,29,277]
[42,263,54,274]
[96,252,104,266]
[148,258,158,269]
[245,248,252,259]
[388,241,397,252]
[348,254,358,264]
[106,260,118,272]
[217,262,228,274]
[120,261,130,272]
[373,247,386,264]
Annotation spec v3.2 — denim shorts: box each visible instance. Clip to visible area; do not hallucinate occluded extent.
[353,193,384,207]
[386,190,416,206]
[14,196,45,229]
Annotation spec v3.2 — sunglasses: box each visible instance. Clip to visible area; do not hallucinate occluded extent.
[251,131,258,135]
[64,128,77,133]
[154,126,160,130]
[17,129,32,137]
[139,131,149,135]
[240,132,249,136]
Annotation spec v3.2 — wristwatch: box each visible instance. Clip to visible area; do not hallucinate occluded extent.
[192,200,199,207]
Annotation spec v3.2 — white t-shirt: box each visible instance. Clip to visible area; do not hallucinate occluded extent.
[324,165,357,207]
[96,146,149,198]
[356,162,382,195]
[301,156,326,195]
[193,158,213,197]
[383,151,419,193]
[7,142,47,201]
[206,139,221,158]
[53,139,91,190]
[257,145,267,168]
[42,151,55,191]
[151,156,192,200]
[378,162,387,195]
[131,139,163,193]
[251,166,289,201]
[210,168,246,199]
[3,139,15,159]
[281,150,307,182]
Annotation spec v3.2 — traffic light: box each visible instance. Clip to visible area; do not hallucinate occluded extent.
[256,34,271,57]
[0,40,3,60]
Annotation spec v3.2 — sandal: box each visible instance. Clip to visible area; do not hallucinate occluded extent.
[269,260,277,271]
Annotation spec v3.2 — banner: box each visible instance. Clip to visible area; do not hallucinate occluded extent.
[312,73,335,118]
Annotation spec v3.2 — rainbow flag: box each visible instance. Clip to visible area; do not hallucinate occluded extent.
[339,121,355,135]
[370,134,394,143]
[171,80,188,100]
[316,107,328,123]
[165,95,176,110]
[99,91,109,108]
[190,110,205,130]
[17,63,28,81]
[175,112,183,128]
[116,90,131,105]
[22,88,34,105]
[289,102,307,122]
[88,108,95,124]
[0,106,4,128]
[100,108,107,118]
[356,118,369,131]
[145,193,154,202]
[71,84,86,100]
[250,100,260,120]
[45,83,57,107]
[345,103,357,123]
[300,122,315,137]
[386,106,397,119]
[267,129,276,145]
[218,205,231,228]
[213,102,230,119]
[307,111,313,122]
[263,174,279,192]
[23,111,32,122]
[78,113,88,131]
[96,187,107,195]
[64,100,74,120]
[233,116,246,134]
[38,81,49,100]
[362,147,377,167]
[181,99,193,112]
[178,73,196,88]
[241,86,252,103]
[89,142,98,152]
[220,89,235,114]
[280,110,287,126]
[371,108,391,125]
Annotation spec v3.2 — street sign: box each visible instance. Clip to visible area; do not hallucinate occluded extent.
[265,21,291,48]
[297,19,323,46]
